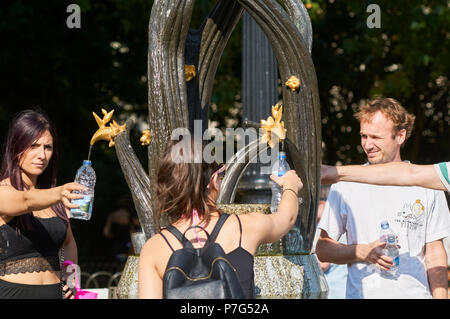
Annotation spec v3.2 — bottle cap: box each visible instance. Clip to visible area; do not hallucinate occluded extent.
[387,234,396,243]
[381,220,389,229]
[278,152,286,160]
[83,160,92,166]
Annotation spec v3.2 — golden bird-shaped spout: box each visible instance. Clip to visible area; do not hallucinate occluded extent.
[90,108,126,147]
[260,103,287,149]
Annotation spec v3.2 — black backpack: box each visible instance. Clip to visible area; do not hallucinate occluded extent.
[160,213,245,299]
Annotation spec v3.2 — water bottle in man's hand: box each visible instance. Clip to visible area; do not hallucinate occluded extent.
[385,234,400,276]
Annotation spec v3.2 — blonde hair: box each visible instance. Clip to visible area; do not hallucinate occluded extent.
[354,98,415,141]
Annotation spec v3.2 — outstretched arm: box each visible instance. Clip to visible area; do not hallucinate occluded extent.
[0,182,85,216]
[321,162,446,191]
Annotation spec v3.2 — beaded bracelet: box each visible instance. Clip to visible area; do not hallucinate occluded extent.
[282,188,298,197]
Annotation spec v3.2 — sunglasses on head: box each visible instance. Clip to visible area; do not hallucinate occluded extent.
[216,164,226,181]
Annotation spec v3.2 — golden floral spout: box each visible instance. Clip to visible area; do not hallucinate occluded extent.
[185,65,196,82]
[140,130,152,146]
[260,103,287,149]
[90,108,126,147]
[285,75,301,92]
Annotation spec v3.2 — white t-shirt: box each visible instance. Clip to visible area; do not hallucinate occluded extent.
[434,162,450,193]
[318,182,450,299]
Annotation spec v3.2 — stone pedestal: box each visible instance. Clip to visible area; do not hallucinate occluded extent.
[116,255,139,299]
[254,254,328,299]
[116,232,145,299]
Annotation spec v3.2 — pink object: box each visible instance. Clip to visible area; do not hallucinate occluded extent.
[63,260,98,299]
[192,209,201,245]
[180,209,203,246]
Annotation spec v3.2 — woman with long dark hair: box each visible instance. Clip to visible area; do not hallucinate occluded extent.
[0,109,85,299]
[138,136,303,298]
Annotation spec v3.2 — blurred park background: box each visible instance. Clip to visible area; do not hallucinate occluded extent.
[0,0,448,277]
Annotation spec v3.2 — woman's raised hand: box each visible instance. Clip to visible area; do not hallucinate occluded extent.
[270,170,303,193]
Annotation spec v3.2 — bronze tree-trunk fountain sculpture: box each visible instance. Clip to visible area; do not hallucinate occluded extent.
[115,0,327,299]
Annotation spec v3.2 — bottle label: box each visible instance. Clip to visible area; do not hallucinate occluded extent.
[71,195,92,214]
[393,255,399,267]
[277,170,286,177]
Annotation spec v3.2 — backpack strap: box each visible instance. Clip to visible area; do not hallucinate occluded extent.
[159,230,175,252]
[165,214,230,248]
[234,214,243,247]
[207,213,230,244]
[165,225,195,249]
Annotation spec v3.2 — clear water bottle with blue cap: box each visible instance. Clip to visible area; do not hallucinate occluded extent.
[385,234,399,276]
[270,150,290,213]
[70,160,96,220]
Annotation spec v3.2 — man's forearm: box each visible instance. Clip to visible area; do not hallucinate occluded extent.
[426,240,448,299]
[427,266,448,299]
[316,237,362,265]
[336,163,445,191]
[336,163,409,185]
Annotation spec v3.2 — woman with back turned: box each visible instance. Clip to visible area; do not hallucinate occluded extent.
[0,109,85,299]
[138,136,303,298]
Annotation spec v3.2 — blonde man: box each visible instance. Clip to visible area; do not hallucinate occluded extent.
[316,98,450,299]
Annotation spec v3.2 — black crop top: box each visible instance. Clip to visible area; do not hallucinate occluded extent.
[0,215,67,276]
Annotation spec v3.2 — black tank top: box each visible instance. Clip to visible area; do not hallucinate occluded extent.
[160,214,255,299]
[223,214,254,299]
[0,214,67,276]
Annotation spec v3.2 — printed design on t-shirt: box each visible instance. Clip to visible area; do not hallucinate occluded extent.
[411,200,424,217]
[394,199,425,230]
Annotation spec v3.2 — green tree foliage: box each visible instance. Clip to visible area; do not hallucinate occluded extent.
[307,0,449,164]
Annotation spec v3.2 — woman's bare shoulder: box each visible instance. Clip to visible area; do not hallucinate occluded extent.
[140,232,169,257]
[142,232,160,248]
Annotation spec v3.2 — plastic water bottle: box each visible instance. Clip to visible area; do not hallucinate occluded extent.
[385,234,399,276]
[270,151,290,213]
[379,220,393,243]
[70,160,96,220]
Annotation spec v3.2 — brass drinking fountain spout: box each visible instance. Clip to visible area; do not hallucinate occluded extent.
[260,103,287,149]
[90,108,127,147]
